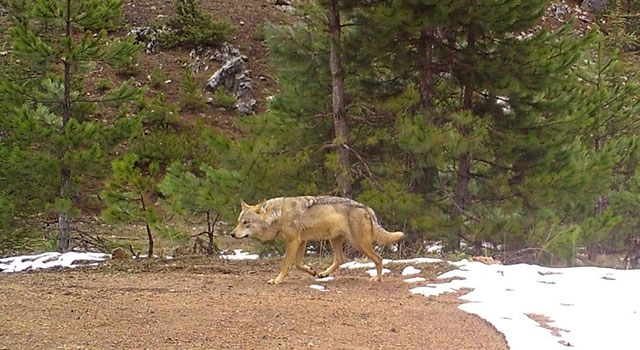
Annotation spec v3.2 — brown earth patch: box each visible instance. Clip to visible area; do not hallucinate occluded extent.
[0,258,508,349]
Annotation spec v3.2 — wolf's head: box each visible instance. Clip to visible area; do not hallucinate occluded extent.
[230,200,278,241]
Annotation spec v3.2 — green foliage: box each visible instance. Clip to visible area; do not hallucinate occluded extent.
[148,66,169,89]
[0,195,44,256]
[132,129,196,167]
[159,162,243,225]
[179,67,206,111]
[102,153,162,255]
[138,93,180,128]
[255,239,286,258]
[601,1,640,51]
[0,0,142,251]
[158,0,235,50]
[102,153,160,223]
[130,94,193,168]
[258,0,640,263]
[234,111,335,199]
[252,23,267,42]
[114,55,141,78]
[209,88,236,109]
[154,126,251,254]
[567,34,640,255]
[94,79,111,94]
[265,22,331,114]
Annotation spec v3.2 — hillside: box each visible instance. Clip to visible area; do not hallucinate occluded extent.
[118,0,296,132]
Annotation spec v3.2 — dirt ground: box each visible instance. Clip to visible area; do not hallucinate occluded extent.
[0,258,508,350]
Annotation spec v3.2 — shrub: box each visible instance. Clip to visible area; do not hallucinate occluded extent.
[148,66,169,89]
[179,68,206,111]
[158,0,235,50]
[209,88,236,109]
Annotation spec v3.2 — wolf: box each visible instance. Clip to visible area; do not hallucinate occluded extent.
[230,196,405,284]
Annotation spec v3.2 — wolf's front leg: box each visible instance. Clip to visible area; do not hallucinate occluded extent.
[268,239,301,284]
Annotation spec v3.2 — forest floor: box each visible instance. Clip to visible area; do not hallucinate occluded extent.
[0,257,508,350]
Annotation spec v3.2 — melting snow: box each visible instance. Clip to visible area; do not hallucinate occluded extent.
[0,252,107,273]
[219,249,259,260]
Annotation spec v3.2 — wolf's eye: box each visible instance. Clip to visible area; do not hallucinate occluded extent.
[242,219,250,225]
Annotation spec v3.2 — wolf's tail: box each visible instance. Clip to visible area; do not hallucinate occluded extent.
[367,208,405,246]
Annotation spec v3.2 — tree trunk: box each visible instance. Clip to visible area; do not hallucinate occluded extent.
[328,0,352,198]
[140,195,154,256]
[57,0,73,252]
[145,224,154,257]
[451,151,471,248]
[409,26,440,196]
[57,170,71,252]
[418,27,436,110]
[207,210,220,255]
[449,29,475,250]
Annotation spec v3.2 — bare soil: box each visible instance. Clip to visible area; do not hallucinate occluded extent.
[0,258,508,350]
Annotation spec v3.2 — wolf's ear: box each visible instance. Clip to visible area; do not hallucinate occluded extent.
[259,199,268,214]
[241,200,250,211]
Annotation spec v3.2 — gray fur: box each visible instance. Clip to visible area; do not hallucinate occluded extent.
[265,196,389,238]
[304,196,390,231]
[304,196,366,209]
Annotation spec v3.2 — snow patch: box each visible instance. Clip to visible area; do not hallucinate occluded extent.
[315,276,335,282]
[219,249,259,260]
[309,284,328,292]
[401,266,421,276]
[404,277,427,283]
[0,252,107,273]
[366,268,391,277]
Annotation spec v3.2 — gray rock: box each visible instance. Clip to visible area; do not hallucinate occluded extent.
[208,57,244,90]
[275,0,295,13]
[128,26,160,54]
[204,43,256,115]
[235,99,257,115]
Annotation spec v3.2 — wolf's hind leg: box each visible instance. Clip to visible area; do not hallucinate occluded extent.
[318,236,345,278]
[354,242,384,282]
[294,240,316,276]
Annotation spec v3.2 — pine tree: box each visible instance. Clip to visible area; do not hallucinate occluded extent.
[158,161,243,254]
[157,0,235,50]
[102,154,161,256]
[258,17,337,196]
[573,33,640,259]
[308,0,603,256]
[0,0,141,251]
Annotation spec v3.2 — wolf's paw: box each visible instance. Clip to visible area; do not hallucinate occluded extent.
[368,276,382,282]
[306,266,317,276]
[267,278,283,285]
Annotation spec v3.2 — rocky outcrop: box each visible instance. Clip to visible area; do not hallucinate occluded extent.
[128,26,161,54]
[202,43,256,115]
[128,26,257,115]
[274,0,296,14]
